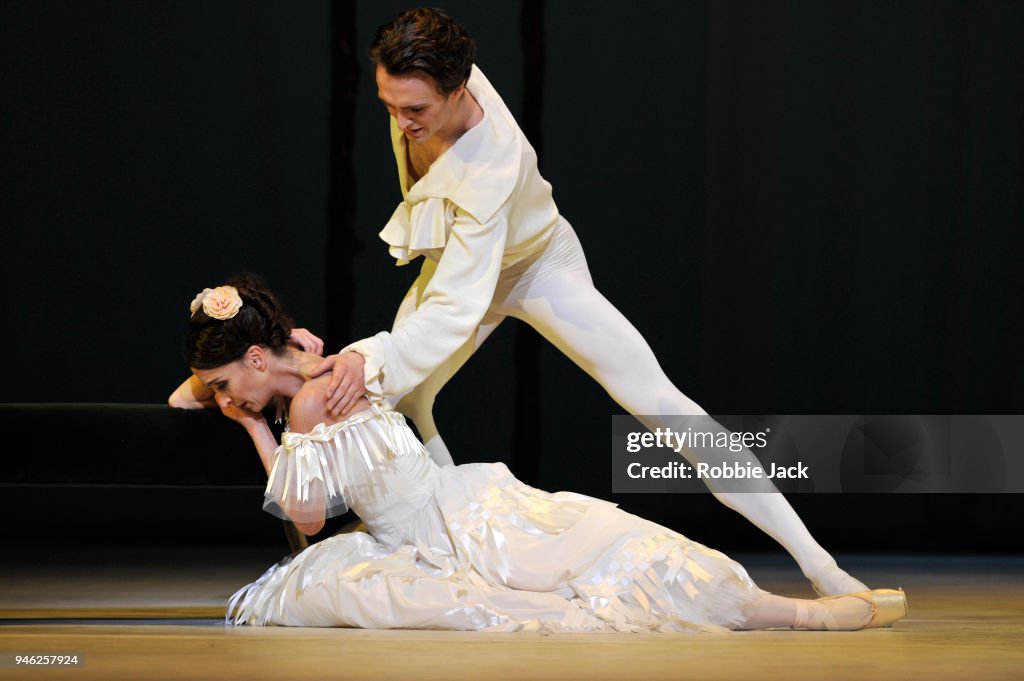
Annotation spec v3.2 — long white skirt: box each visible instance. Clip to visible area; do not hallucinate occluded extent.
[228,461,763,634]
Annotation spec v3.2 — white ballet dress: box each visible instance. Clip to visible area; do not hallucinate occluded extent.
[226,399,763,633]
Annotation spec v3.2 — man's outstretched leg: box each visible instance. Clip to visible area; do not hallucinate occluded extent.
[501,228,867,596]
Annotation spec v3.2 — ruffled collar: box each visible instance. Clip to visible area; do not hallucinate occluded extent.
[281,397,391,446]
[379,65,523,264]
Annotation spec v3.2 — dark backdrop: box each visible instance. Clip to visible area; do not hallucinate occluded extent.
[2,0,1022,551]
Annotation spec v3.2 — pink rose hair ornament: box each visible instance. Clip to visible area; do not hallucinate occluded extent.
[190,286,243,320]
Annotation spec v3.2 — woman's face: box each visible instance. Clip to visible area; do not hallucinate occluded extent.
[376,65,462,143]
[192,348,273,413]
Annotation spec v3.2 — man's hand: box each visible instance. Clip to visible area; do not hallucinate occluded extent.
[289,328,325,356]
[310,352,366,416]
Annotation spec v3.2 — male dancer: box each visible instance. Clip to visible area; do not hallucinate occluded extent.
[314,7,867,598]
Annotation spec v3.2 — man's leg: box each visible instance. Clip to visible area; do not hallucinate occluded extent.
[386,258,507,467]
[498,228,866,596]
[392,315,504,466]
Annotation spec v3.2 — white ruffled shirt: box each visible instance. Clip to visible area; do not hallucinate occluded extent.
[342,65,561,400]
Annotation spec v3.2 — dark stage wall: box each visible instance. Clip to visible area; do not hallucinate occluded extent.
[1,0,332,399]
[2,1,1022,549]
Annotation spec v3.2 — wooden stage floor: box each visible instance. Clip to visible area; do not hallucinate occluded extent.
[0,546,1021,680]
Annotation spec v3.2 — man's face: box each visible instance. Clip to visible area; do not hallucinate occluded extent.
[376,65,460,143]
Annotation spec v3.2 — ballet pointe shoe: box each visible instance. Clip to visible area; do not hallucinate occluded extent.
[794,588,908,631]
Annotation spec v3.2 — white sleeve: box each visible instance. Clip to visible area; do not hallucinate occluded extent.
[342,204,508,400]
[263,438,351,524]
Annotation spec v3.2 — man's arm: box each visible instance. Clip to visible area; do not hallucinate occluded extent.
[319,203,509,413]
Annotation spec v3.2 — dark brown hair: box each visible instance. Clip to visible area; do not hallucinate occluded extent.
[185,274,294,370]
[369,7,476,95]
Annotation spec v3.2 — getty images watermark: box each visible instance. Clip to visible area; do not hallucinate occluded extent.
[612,415,1024,493]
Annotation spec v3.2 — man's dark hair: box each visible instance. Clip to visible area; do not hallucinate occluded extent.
[369,7,476,95]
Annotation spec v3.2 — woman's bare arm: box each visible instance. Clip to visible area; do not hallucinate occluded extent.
[240,416,279,478]
[229,407,324,537]
[285,385,371,536]
[168,375,217,409]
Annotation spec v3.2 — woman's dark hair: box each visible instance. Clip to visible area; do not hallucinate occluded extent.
[185,274,294,370]
[368,7,476,95]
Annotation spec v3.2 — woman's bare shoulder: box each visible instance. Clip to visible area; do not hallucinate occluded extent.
[290,378,371,433]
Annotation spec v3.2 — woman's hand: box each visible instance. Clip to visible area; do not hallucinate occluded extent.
[310,351,366,417]
[219,403,267,432]
[289,328,324,356]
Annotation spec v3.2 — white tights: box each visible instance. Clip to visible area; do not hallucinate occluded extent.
[391,220,860,594]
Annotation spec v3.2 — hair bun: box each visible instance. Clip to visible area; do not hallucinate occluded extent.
[184,273,295,369]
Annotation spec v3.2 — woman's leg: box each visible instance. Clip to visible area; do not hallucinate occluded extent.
[737,589,874,630]
[497,225,865,596]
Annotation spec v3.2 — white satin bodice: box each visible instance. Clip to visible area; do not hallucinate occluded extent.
[264,401,439,550]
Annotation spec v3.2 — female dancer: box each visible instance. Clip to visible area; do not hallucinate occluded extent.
[172,276,907,632]
[310,8,864,598]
